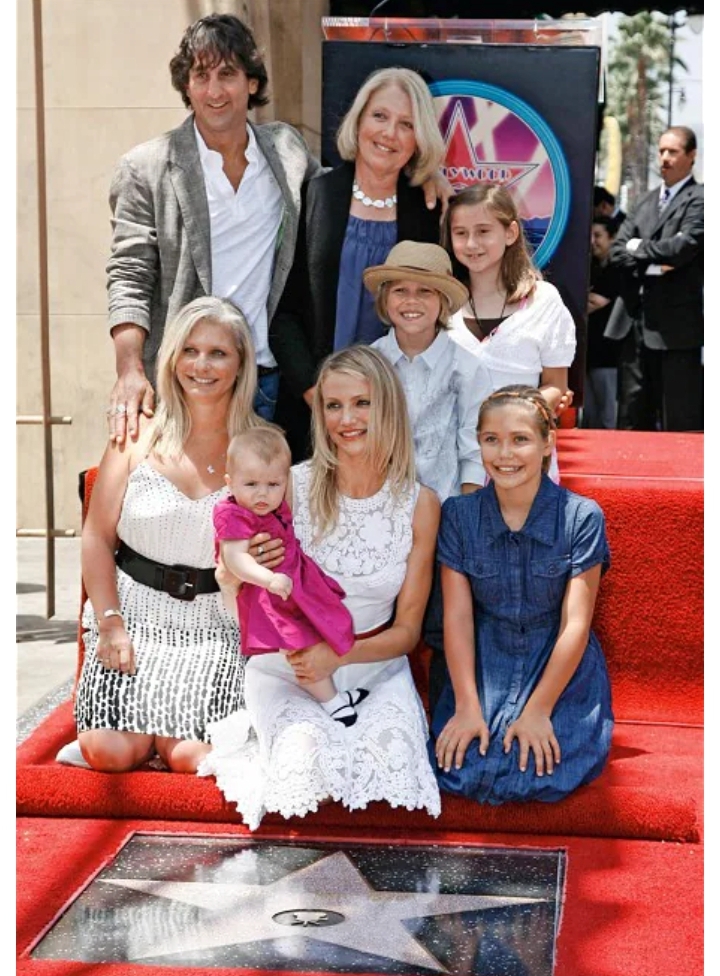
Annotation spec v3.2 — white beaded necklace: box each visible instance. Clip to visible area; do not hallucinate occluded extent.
[352,180,397,210]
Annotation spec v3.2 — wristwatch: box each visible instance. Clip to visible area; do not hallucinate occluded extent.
[101,609,123,622]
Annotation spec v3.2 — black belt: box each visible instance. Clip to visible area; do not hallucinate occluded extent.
[115,541,219,601]
[257,364,279,377]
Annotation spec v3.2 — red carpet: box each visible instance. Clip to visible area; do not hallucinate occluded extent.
[16,817,704,976]
[556,428,703,480]
[17,701,701,843]
[558,430,703,726]
[564,476,703,724]
[17,431,704,973]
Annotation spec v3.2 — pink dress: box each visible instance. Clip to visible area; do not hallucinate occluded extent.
[213,497,355,656]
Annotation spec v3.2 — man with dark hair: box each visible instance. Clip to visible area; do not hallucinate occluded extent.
[605,125,703,431]
[106,14,323,435]
[593,185,615,217]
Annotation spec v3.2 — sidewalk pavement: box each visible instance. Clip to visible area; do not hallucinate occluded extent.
[16,538,82,743]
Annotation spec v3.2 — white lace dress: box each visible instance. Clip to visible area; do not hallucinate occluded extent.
[74,462,244,742]
[199,461,441,830]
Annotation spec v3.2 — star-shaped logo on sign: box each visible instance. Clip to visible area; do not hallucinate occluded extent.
[442,99,538,193]
[104,851,544,972]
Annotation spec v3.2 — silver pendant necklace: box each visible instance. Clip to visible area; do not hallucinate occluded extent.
[352,180,397,210]
[206,458,225,475]
[205,451,227,475]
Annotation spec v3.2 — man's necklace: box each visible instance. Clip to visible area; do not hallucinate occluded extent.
[352,180,397,210]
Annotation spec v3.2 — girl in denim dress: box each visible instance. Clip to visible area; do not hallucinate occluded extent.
[429,385,613,803]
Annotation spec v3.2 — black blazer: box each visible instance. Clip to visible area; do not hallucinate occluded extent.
[269,161,441,459]
[605,177,703,350]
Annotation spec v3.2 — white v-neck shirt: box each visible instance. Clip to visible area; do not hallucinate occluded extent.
[196,124,283,367]
[448,280,576,383]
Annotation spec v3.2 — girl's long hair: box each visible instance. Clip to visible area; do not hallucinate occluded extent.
[441,183,540,303]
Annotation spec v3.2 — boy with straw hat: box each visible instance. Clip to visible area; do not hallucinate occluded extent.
[364,241,492,503]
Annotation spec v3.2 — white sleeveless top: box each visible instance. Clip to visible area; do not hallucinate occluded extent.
[291,461,420,635]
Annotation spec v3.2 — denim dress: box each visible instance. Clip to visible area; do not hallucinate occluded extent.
[429,475,614,803]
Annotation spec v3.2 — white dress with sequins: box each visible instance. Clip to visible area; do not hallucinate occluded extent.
[199,461,441,830]
[74,462,244,742]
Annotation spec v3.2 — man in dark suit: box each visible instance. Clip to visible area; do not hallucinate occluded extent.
[605,126,703,431]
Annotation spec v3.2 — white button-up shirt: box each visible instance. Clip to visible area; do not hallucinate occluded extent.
[196,124,283,367]
[373,328,492,502]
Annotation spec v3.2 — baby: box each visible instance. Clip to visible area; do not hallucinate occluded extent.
[213,426,368,726]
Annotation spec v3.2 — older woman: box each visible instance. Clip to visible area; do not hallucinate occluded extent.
[200,345,442,829]
[270,66,446,460]
[58,297,264,773]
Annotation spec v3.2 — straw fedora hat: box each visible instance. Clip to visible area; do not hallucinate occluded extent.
[363,241,469,314]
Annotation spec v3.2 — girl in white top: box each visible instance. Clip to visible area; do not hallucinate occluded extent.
[442,184,576,482]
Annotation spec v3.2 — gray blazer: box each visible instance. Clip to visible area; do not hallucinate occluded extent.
[106,114,323,378]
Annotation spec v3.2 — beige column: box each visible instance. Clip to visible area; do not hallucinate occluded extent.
[248,0,327,156]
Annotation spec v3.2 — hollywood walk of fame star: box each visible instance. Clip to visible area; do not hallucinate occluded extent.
[442,99,538,192]
[104,850,546,972]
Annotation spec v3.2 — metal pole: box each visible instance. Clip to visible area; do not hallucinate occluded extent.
[667,14,676,129]
[31,0,56,618]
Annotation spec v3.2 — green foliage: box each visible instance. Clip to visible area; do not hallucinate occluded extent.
[605,12,688,201]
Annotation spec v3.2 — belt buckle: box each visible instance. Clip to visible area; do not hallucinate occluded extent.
[164,566,197,601]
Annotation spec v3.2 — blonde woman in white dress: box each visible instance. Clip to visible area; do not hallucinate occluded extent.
[201,345,442,829]
[60,296,265,773]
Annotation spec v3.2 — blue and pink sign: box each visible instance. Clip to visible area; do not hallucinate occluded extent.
[430,80,571,269]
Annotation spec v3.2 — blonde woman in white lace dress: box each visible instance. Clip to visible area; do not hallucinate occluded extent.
[200,345,442,829]
[63,296,267,774]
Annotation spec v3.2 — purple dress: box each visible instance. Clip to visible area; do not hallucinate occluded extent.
[213,497,354,656]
